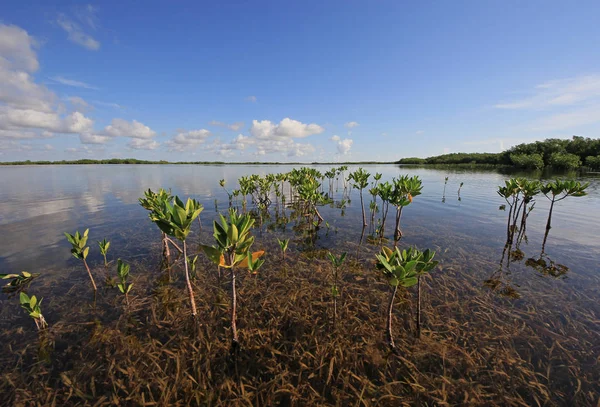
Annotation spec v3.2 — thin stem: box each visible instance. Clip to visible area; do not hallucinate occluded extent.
[416,276,421,339]
[183,241,198,318]
[82,258,97,291]
[360,189,367,227]
[231,266,238,345]
[387,285,398,349]
[165,237,183,254]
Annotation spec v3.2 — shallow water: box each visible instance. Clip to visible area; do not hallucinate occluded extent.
[1,164,599,404]
[1,164,598,278]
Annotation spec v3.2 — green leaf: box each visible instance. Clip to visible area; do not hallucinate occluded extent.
[20,292,29,304]
[83,246,89,260]
[401,277,418,287]
[389,277,399,287]
[201,245,222,265]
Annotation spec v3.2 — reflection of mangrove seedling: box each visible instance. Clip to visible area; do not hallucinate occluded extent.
[152,196,204,319]
[442,176,449,203]
[20,292,48,331]
[1,271,39,296]
[277,238,289,260]
[65,228,97,292]
[327,251,346,327]
[525,255,569,278]
[116,259,133,305]
[541,179,588,250]
[348,168,370,227]
[98,238,110,267]
[201,209,264,349]
[375,247,438,348]
[483,278,521,299]
[391,175,422,242]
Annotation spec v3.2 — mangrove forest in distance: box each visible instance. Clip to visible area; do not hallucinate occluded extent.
[399,136,600,170]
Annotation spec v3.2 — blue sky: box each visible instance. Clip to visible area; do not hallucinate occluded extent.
[1,0,600,162]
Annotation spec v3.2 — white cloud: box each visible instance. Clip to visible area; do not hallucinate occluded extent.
[0,107,94,134]
[128,138,159,150]
[209,120,244,131]
[0,24,39,72]
[246,95,257,103]
[104,118,155,139]
[344,121,359,129]
[57,14,100,50]
[415,130,425,134]
[250,118,324,140]
[50,76,98,89]
[79,133,111,144]
[331,135,353,155]
[495,75,600,110]
[68,96,93,112]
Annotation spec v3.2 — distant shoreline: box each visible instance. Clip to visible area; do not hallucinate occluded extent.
[0,159,397,166]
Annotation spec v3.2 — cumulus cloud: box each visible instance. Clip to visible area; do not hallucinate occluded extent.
[79,133,111,144]
[0,24,39,72]
[0,108,94,134]
[209,120,244,131]
[166,129,212,151]
[246,95,257,103]
[57,14,100,50]
[0,23,159,154]
[250,118,324,140]
[104,118,156,139]
[128,138,160,150]
[331,134,353,155]
[344,121,359,129]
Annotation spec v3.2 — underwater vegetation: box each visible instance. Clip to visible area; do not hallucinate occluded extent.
[0,167,598,406]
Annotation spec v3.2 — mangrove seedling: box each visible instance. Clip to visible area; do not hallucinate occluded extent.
[139,188,178,263]
[219,179,233,206]
[348,168,371,227]
[65,228,97,292]
[277,237,290,260]
[1,271,39,295]
[541,179,589,250]
[391,175,422,242]
[457,182,464,196]
[201,209,264,349]
[327,251,346,327]
[19,292,47,331]
[152,196,204,319]
[375,246,438,348]
[116,259,133,305]
[98,238,110,267]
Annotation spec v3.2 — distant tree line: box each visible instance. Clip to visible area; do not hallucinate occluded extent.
[398,136,600,170]
[1,158,394,166]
